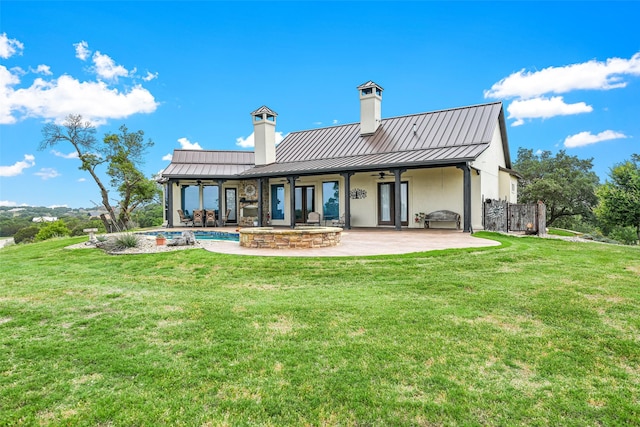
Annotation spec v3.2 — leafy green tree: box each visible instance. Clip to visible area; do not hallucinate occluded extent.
[514,148,599,226]
[35,220,71,241]
[40,115,120,231]
[14,226,40,244]
[596,154,640,242]
[103,125,156,227]
[40,115,155,231]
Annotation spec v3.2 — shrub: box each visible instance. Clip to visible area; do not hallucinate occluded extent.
[113,233,140,249]
[13,226,40,244]
[35,220,71,241]
[608,226,638,245]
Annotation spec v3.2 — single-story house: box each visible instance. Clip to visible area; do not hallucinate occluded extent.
[160,81,518,232]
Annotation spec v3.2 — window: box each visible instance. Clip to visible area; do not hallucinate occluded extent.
[271,184,285,220]
[361,88,372,96]
[203,185,219,212]
[322,181,339,221]
[182,185,199,216]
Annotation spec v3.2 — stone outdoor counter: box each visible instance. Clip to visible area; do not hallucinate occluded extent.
[239,226,342,249]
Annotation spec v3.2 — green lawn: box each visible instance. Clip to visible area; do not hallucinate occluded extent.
[1,233,638,426]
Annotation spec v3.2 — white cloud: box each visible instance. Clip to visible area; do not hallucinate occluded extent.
[51,149,79,159]
[312,121,322,125]
[485,52,640,100]
[0,200,29,207]
[48,204,68,208]
[143,71,158,82]
[177,137,203,150]
[78,177,86,182]
[0,154,35,177]
[34,168,60,180]
[92,51,129,81]
[235,132,285,148]
[33,65,52,75]
[564,130,629,148]
[0,65,21,124]
[4,74,158,125]
[74,41,91,61]
[162,153,173,161]
[0,33,24,59]
[507,96,593,126]
[332,119,339,125]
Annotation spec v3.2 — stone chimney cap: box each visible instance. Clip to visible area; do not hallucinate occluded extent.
[357,81,384,91]
[250,105,278,117]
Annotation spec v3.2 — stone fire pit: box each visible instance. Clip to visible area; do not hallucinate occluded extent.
[239,226,342,249]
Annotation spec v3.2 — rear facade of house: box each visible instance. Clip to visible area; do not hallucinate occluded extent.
[160,81,518,232]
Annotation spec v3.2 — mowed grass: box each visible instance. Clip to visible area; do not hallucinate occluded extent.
[0,233,638,426]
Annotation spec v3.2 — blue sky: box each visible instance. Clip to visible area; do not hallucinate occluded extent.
[1,1,639,208]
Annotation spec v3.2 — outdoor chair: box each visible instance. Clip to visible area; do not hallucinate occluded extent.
[193,210,204,227]
[306,211,321,226]
[331,214,346,227]
[205,210,217,227]
[177,209,193,227]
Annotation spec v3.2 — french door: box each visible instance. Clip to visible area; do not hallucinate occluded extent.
[225,188,237,224]
[378,182,408,226]
[294,186,315,223]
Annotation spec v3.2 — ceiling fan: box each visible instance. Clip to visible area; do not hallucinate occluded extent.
[370,171,388,179]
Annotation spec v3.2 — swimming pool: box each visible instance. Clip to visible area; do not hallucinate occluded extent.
[141,230,240,242]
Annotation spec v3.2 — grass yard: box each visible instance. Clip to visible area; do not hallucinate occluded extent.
[1,233,638,426]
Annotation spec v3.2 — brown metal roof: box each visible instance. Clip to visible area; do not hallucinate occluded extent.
[240,102,506,177]
[162,150,255,179]
[161,102,508,180]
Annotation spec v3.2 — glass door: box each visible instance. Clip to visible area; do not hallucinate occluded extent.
[378,182,408,226]
[225,188,237,224]
[294,186,315,223]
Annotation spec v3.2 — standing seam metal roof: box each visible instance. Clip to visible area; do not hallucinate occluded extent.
[242,102,505,176]
[162,102,507,179]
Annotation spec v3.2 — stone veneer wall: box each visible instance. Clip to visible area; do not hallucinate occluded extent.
[239,227,341,249]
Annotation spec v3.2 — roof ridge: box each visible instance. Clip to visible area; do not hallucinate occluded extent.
[285,101,502,136]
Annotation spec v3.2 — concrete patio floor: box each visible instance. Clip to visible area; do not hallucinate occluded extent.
[182,227,502,257]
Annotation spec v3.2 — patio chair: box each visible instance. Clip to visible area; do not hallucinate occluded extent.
[205,210,217,227]
[306,211,321,226]
[220,208,232,226]
[193,209,204,227]
[331,214,346,227]
[177,209,193,227]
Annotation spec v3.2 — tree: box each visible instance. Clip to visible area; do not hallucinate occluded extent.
[41,115,120,230]
[514,148,600,226]
[596,154,640,242]
[40,115,154,231]
[103,126,157,227]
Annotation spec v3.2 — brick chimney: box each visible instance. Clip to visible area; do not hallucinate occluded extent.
[251,106,277,166]
[357,81,383,136]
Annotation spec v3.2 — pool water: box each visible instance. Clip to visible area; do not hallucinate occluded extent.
[141,230,239,242]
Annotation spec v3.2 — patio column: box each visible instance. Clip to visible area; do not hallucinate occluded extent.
[257,178,263,227]
[457,163,472,233]
[167,179,175,227]
[392,168,406,231]
[216,179,225,226]
[287,176,298,229]
[341,172,354,229]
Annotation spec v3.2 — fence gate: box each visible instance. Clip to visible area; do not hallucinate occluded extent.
[483,200,546,235]
[508,204,538,232]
